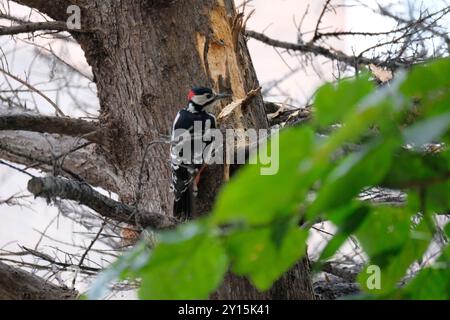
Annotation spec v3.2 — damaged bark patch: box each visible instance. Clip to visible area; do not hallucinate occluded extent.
[197,4,246,100]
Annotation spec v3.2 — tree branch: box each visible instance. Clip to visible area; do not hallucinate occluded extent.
[0,67,65,116]
[312,0,332,42]
[0,108,105,145]
[245,30,406,70]
[321,262,359,282]
[0,21,74,36]
[313,279,360,300]
[378,5,450,52]
[0,130,120,192]
[0,261,77,300]
[27,176,178,230]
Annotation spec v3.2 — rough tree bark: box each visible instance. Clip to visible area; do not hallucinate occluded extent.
[1,0,315,299]
[0,261,76,300]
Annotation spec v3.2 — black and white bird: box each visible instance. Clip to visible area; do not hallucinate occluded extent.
[170,87,230,220]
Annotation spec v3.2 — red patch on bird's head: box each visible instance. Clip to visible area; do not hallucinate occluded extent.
[187,89,195,101]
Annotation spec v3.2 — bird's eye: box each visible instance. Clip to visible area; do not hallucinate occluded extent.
[206,94,212,99]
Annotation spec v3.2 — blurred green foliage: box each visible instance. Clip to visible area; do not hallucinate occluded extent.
[89,58,450,300]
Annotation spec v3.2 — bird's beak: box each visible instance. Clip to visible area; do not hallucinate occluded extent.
[215,93,232,100]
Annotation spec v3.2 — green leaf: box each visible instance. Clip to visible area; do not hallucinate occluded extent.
[90,58,450,301]
[381,149,450,190]
[425,181,450,213]
[226,222,308,291]
[420,93,450,121]
[408,181,450,214]
[310,83,404,173]
[212,127,315,225]
[401,58,450,98]
[158,219,208,244]
[357,211,432,293]
[314,73,375,128]
[357,208,411,265]
[400,58,450,123]
[308,138,398,218]
[139,234,228,300]
[403,112,450,147]
[318,203,370,262]
[395,224,450,300]
[399,268,450,299]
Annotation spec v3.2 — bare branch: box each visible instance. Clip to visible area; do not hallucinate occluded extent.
[0,159,35,177]
[0,67,65,116]
[0,21,75,36]
[247,3,450,71]
[0,130,120,192]
[77,221,106,269]
[245,30,403,70]
[0,192,32,206]
[314,278,360,300]
[312,0,332,42]
[378,5,450,52]
[20,247,101,273]
[265,102,312,127]
[0,108,105,144]
[321,261,359,282]
[27,176,178,230]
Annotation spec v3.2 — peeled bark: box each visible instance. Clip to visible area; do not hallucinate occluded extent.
[5,0,316,300]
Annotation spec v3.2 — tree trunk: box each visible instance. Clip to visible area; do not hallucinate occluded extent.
[212,258,315,300]
[9,0,316,299]
[77,0,315,300]
[75,0,272,213]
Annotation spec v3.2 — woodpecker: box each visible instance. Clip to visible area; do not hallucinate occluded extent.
[170,87,230,220]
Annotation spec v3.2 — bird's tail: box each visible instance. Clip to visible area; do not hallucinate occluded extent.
[173,185,193,221]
